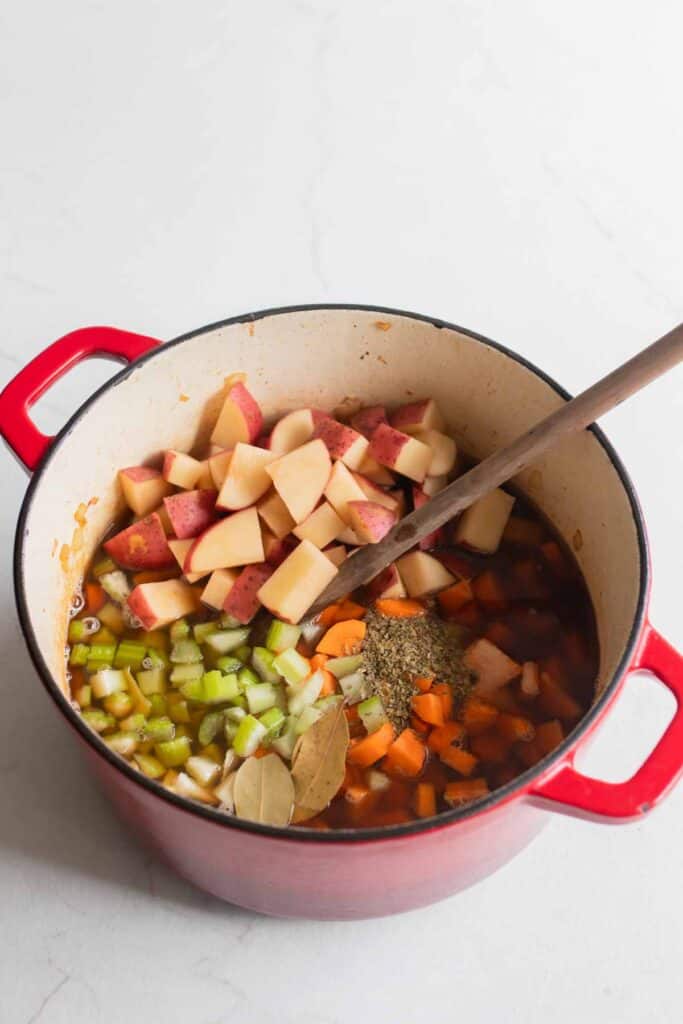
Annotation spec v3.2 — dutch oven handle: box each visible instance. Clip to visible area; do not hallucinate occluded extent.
[0,326,160,472]
[530,623,683,821]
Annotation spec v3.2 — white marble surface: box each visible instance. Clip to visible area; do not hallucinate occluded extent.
[1,2,682,1021]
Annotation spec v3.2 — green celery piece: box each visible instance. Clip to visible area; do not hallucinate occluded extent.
[170,618,191,642]
[287,670,325,716]
[225,706,247,723]
[145,648,170,670]
[272,647,310,685]
[148,693,167,716]
[179,678,205,702]
[232,715,267,757]
[314,694,343,711]
[89,643,117,664]
[193,621,219,644]
[103,691,134,718]
[68,619,90,643]
[143,716,175,742]
[228,693,247,709]
[204,628,250,655]
[170,639,203,664]
[120,712,147,734]
[73,683,92,708]
[114,640,147,670]
[224,720,239,744]
[69,643,90,667]
[216,656,243,674]
[295,706,323,735]
[133,753,165,779]
[338,671,369,705]
[266,619,302,654]
[246,683,278,715]
[258,706,285,739]
[251,647,281,683]
[91,669,127,698]
[234,644,252,663]
[86,659,113,674]
[155,735,192,767]
[168,699,191,724]
[203,671,240,705]
[170,663,204,685]
[82,708,116,733]
[198,710,225,747]
[326,654,363,678]
[237,666,260,690]
[270,722,298,759]
[137,667,167,696]
[358,695,388,733]
[220,613,243,629]
[92,556,117,577]
[104,732,137,757]
[97,602,125,633]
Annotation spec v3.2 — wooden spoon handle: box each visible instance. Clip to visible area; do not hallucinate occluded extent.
[308,323,683,616]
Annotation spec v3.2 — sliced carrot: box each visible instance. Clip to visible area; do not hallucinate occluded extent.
[410,715,431,735]
[444,778,489,805]
[411,693,445,727]
[317,599,367,627]
[427,720,466,754]
[414,675,434,693]
[414,782,437,818]
[319,668,338,696]
[496,713,535,743]
[316,619,366,656]
[538,672,582,722]
[253,746,269,759]
[374,598,426,618]
[432,682,453,720]
[472,570,507,609]
[461,695,499,734]
[132,569,179,585]
[536,719,564,754]
[440,746,478,776]
[347,722,395,767]
[384,729,426,777]
[469,730,511,763]
[437,579,473,615]
[84,581,106,615]
[310,653,329,670]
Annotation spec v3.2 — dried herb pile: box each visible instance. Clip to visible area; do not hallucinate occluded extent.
[361,609,474,731]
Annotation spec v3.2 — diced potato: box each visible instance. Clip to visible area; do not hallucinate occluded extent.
[453,488,515,554]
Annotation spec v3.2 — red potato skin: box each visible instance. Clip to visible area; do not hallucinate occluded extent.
[222,563,274,624]
[263,534,296,567]
[350,405,388,439]
[368,422,410,467]
[347,500,397,543]
[104,513,176,570]
[228,382,263,443]
[412,486,444,550]
[127,579,198,630]
[312,418,366,460]
[120,466,160,483]
[163,489,218,539]
[366,563,403,599]
[389,399,438,433]
[255,433,271,449]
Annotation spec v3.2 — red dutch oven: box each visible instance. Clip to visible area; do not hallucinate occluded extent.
[2,305,682,920]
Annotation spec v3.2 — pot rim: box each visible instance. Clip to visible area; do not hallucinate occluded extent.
[13,303,649,843]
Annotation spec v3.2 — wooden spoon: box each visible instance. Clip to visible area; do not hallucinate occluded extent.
[308,323,683,617]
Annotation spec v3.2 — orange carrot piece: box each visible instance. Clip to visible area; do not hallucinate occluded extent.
[310,653,329,670]
[497,713,536,743]
[440,745,478,776]
[414,782,436,818]
[472,570,507,609]
[384,729,427,777]
[374,598,426,618]
[316,619,366,656]
[470,730,511,764]
[319,668,338,696]
[317,599,366,627]
[414,675,434,693]
[427,720,466,754]
[85,582,106,615]
[461,696,499,735]
[432,682,453,720]
[536,719,564,754]
[411,694,445,727]
[347,722,395,767]
[317,603,343,627]
[437,579,474,615]
[410,715,431,735]
[253,746,269,759]
[538,672,582,722]
[444,778,489,805]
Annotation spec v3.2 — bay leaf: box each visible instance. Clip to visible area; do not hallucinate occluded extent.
[291,703,350,823]
[233,753,295,826]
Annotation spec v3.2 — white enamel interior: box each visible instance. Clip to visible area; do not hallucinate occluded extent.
[19,308,643,705]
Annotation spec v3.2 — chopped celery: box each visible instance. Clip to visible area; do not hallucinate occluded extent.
[220,613,243,629]
[287,670,325,716]
[224,720,239,745]
[91,668,127,698]
[225,706,247,723]
[68,619,91,643]
[237,666,260,690]
[272,647,310,685]
[69,643,90,667]
[170,663,204,685]
[92,626,117,645]
[82,708,116,733]
[251,647,281,683]
[198,710,224,747]
[103,691,134,718]
[229,693,247,709]
[216,656,243,674]
[97,602,126,634]
[104,732,137,757]
[234,644,252,663]
[168,699,191,724]
[170,639,203,664]
[179,678,205,702]
[272,686,287,711]
[73,683,91,708]
[246,682,278,715]
[137,667,167,696]
[133,753,165,779]
[114,640,147,670]
[99,570,131,604]
[204,628,250,655]
[123,667,152,717]
[258,706,285,739]
[89,643,117,664]
[186,755,221,788]
[155,735,192,767]
[145,648,170,670]
[358,695,388,734]
[143,716,175,742]
[148,693,167,716]
[266,619,302,654]
[326,654,363,678]
[338,671,369,705]
[270,716,299,759]
[367,769,391,792]
[203,671,240,704]
[232,714,267,756]
[193,621,218,644]
[86,659,112,674]
[120,712,147,733]
[92,556,117,577]
[314,694,343,712]
[295,705,324,735]
[170,618,191,642]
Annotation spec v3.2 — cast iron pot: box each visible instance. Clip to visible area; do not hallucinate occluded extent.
[1,305,681,920]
